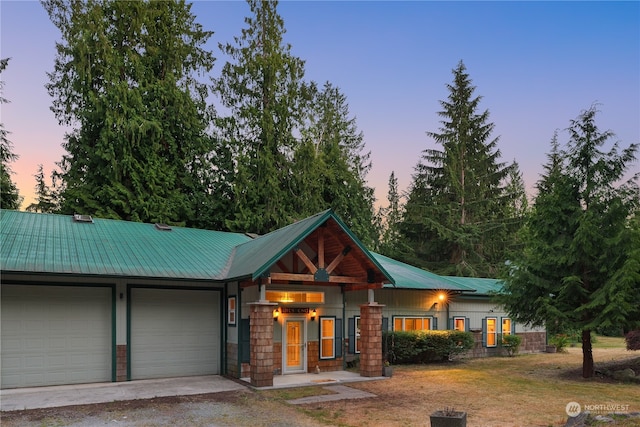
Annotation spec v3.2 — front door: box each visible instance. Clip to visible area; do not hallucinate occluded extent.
[284,319,306,373]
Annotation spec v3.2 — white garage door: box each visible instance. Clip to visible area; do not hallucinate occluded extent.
[1,285,112,389]
[130,288,220,380]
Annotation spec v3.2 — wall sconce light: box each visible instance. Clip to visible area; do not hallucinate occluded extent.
[273,308,279,321]
[310,309,317,321]
[438,292,446,302]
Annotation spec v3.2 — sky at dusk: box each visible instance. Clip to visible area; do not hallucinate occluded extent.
[1,1,639,212]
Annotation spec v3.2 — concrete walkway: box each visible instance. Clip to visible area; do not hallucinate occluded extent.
[286,384,377,404]
[0,375,245,412]
[1,371,384,412]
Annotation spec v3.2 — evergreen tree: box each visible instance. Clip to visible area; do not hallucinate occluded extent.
[43,0,215,224]
[401,61,522,277]
[0,57,22,210]
[215,0,306,234]
[377,171,405,258]
[26,164,59,213]
[295,82,377,246]
[498,107,639,378]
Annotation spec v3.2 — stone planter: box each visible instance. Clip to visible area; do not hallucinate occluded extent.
[430,410,467,427]
[383,365,393,377]
[546,345,557,353]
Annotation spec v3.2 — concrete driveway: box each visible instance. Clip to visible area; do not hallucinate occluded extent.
[0,375,245,412]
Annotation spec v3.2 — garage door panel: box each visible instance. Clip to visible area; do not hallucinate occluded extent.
[1,285,112,389]
[131,288,219,380]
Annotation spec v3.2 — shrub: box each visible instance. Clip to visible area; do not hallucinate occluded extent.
[625,330,640,351]
[383,330,474,364]
[549,334,570,352]
[501,334,522,356]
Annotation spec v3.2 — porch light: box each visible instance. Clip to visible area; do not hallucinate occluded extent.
[273,308,279,321]
[310,309,317,321]
[438,292,446,302]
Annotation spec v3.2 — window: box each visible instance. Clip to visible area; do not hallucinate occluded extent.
[393,316,433,331]
[266,291,324,303]
[228,296,236,325]
[502,318,512,337]
[320,317,335,359]
[355,316,361,353]
[453,317,466,332]
[485,317,497,347]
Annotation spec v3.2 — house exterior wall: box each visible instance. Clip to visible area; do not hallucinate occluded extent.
[344,288,546,360]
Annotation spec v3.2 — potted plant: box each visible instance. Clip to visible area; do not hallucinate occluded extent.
[382,360,393,377]
[430,407,467,427]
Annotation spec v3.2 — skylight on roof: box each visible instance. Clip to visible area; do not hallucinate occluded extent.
[73,214,94,223]
[155,223,172,231]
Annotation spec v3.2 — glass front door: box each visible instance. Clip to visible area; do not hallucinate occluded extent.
[284,319,306,373]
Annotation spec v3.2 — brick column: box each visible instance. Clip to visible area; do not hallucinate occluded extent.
[359,303,384,377]
[249,302,277,387]
[116,345,127,381]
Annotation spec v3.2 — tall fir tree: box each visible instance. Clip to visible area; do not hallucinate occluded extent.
[26,164,59,213]
[401,61,523,277]
[43,0,215,224]
[498,107,639,378]
[0,57,22,210]
[215,0,307,234]
[295,82,377,246]
[377,171,405,258]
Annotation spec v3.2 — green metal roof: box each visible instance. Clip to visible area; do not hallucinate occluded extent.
[443,276,503,295]
[1,210,497,294]
[373,253,475,292]
[226,209,394,283]
[0,210,250,280]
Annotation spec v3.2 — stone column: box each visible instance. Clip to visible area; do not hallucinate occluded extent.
[359,303,384,377]
[249,302,277,387]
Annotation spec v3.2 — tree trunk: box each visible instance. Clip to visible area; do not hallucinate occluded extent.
[581,329,594,378]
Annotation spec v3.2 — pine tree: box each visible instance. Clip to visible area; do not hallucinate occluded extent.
[43,0,215,224]
[295,82,377,246]
[26,164,59,213]
[0,57,22,210]
[378,171,405,258]
[498,107,639,378]
[215,0,306,234]
[401,61,522,277]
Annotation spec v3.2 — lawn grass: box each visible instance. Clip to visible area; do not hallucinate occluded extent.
[262,342,640,426]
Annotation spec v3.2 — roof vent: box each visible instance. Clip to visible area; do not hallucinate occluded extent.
[155,223,172,231]
[73,214,94,223]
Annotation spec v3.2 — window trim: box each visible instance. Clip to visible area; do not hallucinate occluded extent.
[227,296,236,326]
[453,316,466,332]
[485,317,498,348]
[319,316,336,360]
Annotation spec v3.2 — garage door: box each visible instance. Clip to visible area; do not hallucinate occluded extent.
[1,285,112,389]
[130,288,220,380]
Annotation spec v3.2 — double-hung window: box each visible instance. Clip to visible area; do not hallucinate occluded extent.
[320,317,335,359]
[485,317,497,347]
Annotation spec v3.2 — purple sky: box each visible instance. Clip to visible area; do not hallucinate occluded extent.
[2,1,638,211]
